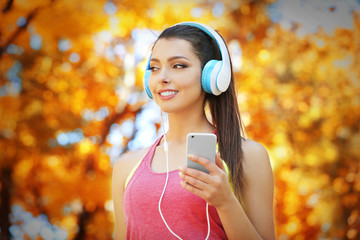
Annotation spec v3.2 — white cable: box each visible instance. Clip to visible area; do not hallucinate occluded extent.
[158,133,183,240]
[205,202,210,239]
[158,110,211,240]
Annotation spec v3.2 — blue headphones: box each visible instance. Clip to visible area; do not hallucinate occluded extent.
[143,21,231,99]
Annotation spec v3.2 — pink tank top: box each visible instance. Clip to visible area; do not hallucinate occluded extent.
[123,136,228,239]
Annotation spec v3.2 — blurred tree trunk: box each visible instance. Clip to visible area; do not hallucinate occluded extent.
[0,167,12,240]
[74,210,92,240]
[2,0,14,13]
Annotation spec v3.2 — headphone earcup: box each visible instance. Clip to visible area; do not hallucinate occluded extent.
[143,69,153,99]
[201,60,217,94]
[201,60,222,95]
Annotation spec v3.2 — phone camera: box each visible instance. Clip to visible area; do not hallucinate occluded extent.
[191,135,194,138]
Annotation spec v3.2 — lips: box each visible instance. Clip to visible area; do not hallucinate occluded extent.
[159,90,178,96]
[158,89,178,99]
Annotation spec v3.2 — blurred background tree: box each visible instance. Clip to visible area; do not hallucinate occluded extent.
[0,0,359,239]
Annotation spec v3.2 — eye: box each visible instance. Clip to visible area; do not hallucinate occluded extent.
[150,66,160,72]
[173,64,187,69]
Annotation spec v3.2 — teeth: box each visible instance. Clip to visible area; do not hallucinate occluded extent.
[160,91,177,96]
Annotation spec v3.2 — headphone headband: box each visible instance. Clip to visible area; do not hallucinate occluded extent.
[175,22,231,92]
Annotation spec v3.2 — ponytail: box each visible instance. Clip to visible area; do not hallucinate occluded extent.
[207,70,245,202]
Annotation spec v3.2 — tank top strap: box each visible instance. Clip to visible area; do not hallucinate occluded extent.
[143,135,163,164]
[124,135,163,189]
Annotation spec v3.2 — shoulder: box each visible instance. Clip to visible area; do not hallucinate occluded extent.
[112,147,150,188]
[242,139,271,169]
[241,139,273,188]
[113,147,149,170]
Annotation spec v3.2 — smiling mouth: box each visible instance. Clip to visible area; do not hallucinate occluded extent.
[159,91,178,97]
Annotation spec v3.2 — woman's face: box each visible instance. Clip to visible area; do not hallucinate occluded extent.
[149,38,204,114]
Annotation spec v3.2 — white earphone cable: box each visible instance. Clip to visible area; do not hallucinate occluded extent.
[158,111,211,240]
[158,132,183,240]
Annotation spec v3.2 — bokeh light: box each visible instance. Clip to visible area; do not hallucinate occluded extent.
[1,0,359,239]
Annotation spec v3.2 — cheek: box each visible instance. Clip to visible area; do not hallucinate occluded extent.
[148,76,156,92]
[183,72,202,92]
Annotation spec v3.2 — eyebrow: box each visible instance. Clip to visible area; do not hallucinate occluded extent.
[150,56,190,62]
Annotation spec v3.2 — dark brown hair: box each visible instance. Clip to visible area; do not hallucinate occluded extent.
[157,24,246,201]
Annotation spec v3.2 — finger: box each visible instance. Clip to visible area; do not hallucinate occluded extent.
[180,181,206,199]
[179,171,208,190]
[187,154,218,173]
[179,166,211,183]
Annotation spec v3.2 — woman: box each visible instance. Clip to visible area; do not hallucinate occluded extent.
[112,22,275,240]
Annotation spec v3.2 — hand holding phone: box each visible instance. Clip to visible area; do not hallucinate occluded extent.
[186,133,217,174]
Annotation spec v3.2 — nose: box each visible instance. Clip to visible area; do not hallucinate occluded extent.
[159,69,170,85]
[159,69,169,84]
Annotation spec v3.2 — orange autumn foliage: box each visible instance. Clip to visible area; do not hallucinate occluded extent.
[0,0,359,239]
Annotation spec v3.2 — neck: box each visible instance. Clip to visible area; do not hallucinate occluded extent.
[162,109,215,144]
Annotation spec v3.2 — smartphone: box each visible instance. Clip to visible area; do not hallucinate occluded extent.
[186,133,217,174]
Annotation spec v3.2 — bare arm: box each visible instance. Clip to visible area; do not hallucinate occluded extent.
[216,140,275,240]
[112,159,127,240]
[241,140,275,239]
